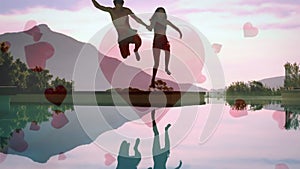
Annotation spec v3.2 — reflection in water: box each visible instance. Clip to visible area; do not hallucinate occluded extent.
[148,110,182,169]
[225,98,300,131]
[229,99,248,118]
[8,129,28,152]
[116,138,141,169]
[275,163,289,169]
[51,110,69,129]
[29,121,41,131]
[104,153,116,166]
[0,103,73,162]
[58,152,67,161]
[283,106,300,130]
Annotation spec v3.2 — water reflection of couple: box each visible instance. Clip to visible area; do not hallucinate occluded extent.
[116,110,182,169]
[91,0,182,88]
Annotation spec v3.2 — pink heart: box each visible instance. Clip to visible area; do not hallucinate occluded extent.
[51,110,69,129]
[0,152,7,164]
[212,43,222,54]
[243,22,259,37]
[30,121,41,131]
[8,130,28,152]
[24,20,38,31]
[25,42,55,70]
[104,153,116,166]
[58,152,67,160]
[24,20,42,42]
[272,111,286,130]
[229,109,248,118]
[275,163,289,169]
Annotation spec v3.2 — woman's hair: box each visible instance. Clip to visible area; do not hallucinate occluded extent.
[150,7,167,22]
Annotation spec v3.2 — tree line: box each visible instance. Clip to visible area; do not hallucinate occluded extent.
[0,42,73,93]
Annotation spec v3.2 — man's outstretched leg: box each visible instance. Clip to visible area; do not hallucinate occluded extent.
[133,34,142,61]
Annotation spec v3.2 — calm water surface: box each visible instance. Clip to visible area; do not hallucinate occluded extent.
[0,99,299,169]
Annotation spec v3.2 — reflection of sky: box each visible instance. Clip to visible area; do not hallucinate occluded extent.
[1,104,300,169]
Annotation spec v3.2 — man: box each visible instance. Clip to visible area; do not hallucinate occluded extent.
[92,0,149,61]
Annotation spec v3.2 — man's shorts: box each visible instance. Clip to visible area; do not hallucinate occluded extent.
[118,34,141,58]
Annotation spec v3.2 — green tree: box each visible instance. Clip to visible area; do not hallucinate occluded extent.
[284,62,300,89]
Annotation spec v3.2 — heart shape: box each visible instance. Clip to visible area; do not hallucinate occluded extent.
[44,85,67,106]
[229,109,248,118]
[30,121,41,131]
[58,152,67,160]
[25,42,55,70]
[275,163,289,169]
[243,22,259,37]
[104,153,116,166]
[0,147,8,164]
[24,20,43,42]
[8,130,28,152]
[51,110,69,129]
[272,111,286,130]
[212,43,222,54]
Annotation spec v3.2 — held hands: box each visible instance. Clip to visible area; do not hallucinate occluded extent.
[146,25,152,31]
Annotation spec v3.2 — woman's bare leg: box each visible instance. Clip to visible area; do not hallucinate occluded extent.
[165,50,171,75]
[150,48,161,88]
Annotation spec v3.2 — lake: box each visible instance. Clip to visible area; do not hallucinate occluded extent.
[0,98,299,169]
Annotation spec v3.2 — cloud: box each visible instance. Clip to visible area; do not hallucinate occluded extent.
[0,0,84,14]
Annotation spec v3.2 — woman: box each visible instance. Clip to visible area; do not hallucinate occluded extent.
[147,7,182,88]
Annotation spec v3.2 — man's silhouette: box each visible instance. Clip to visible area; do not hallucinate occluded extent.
[92,0,149,61]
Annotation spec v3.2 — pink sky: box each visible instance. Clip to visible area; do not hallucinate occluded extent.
[1,0,300,88]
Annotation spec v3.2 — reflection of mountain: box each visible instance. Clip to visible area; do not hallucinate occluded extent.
[259,76,284,89]
[0,24,205,91]
[1,104,149,163]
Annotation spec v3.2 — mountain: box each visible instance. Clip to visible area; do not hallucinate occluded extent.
[259,76,285,89]
[0,24,206,92]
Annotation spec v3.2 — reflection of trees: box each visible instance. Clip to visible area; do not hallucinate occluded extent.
[284,106,300,130]
[0,104,73,149]
[226,98,279,111]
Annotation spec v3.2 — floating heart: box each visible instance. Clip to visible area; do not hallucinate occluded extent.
[243,22,259,37]
[104,153,116,166]
[51,110,69,129]
[0,148,7,164]
[44,85,67,106]
[275,163,289,169]
[272,111,286,130]
[25,42,55,70]
[0,41,10,53]
[58,152,67,160]
[8,130,28,152]
[212,43,222,54]
[24,20,43,42]
[229,109,248,118]
[30,121,41,131]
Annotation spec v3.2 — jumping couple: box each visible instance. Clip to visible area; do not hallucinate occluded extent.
[92,0,183,88]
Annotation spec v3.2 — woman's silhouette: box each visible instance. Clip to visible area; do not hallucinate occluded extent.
[148,110,182,169]
[116,138,141,169]
[147,7,182,88]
